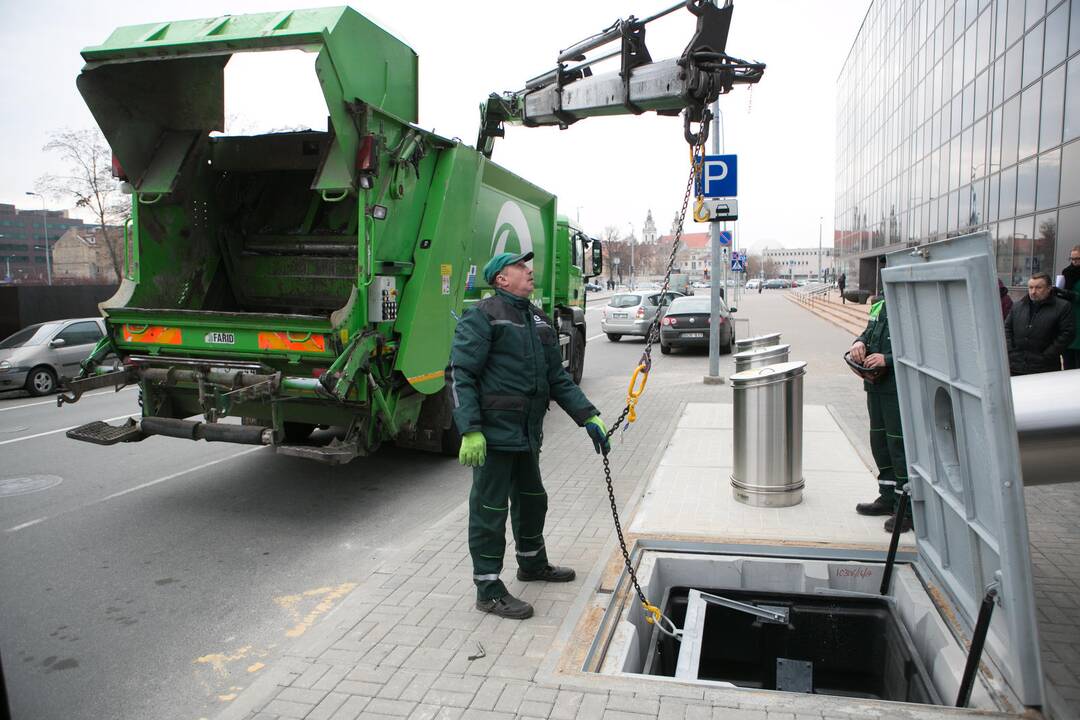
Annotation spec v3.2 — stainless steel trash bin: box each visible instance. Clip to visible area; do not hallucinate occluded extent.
[733,333,782,353]
[730,361,806,507]
[733,344,790,373]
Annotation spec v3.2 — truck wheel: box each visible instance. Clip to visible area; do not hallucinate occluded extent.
[25,366,57,396]
[284,422,316,442]
[571,328,586,384]
[606,333,622,342]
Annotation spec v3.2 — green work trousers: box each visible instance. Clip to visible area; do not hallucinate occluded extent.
[867,390,910,514]
[469,449,549,601]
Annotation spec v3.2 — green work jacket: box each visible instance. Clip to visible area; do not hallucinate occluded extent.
[449,289,597,451]
[855,299,896,394]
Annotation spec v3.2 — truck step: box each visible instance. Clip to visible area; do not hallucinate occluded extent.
[67,418,144,445]
[276,439,360,465]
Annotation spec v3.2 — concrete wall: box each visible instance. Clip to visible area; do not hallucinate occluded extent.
[0,285,118,339]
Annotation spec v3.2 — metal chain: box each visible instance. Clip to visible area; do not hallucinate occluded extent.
[600,115,706,618]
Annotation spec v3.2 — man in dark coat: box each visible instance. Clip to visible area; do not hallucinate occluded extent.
[449,251,609,619]
[838,273,847,304]
[1060,246,1080,370]
[849,298,912,533]
[1004,272,1075,375]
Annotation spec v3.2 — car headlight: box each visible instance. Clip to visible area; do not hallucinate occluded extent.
[0,360,11,371]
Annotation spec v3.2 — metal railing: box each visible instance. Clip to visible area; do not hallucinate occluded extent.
[791,282,833,307]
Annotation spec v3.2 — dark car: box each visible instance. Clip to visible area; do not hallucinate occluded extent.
[659,296,736,354]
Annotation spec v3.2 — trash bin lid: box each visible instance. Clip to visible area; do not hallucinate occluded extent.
[730,360,806,387]
[882,231,1042,708]
[732,343,791,361]
[734,333,781,350]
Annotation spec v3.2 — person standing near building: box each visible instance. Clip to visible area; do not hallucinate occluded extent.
[449,251,610,620]
[838,273,847,304]
[1060,247,1080,370]
[998,278,1014,321]
[1004,272,1075,375]
[849,298,912,533]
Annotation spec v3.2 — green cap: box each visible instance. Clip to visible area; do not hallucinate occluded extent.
[483,251,534,285]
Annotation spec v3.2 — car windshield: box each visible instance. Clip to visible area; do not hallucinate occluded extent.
[668,298,717,313]
[0,323,61,349]
[609,294,642,308]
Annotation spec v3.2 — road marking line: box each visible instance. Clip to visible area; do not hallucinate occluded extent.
[587,333,606,342]
[4,446,265,533]
[6,518,46,532]
[0,414,132,446]
[0,387,134,413]
[98,447,264,504]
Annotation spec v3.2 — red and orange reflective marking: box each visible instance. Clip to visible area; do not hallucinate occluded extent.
[123,324,182,345]
[257,331,327,353]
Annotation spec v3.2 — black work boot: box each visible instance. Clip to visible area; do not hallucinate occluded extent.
[476,593,534,619]
[856,496,894,516]
[884,515,913,533]
[516,564,576,583]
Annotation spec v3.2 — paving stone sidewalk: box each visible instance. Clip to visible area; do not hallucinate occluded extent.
[215,292,1077,720]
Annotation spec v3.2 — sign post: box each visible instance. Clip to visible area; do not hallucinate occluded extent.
[699,155,738,384]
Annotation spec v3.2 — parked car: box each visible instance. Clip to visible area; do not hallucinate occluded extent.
[658,295,736,354]
[764,278,787,289]
[745,279,762,290]
[584,281,604,292]
[0,317,108,396]
[601,291,685,341]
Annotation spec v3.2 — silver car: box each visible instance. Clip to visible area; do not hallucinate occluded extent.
[0,318,107,396]
[600,291,684,341]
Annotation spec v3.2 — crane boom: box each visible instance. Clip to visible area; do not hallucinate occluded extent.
[477,0,764,157]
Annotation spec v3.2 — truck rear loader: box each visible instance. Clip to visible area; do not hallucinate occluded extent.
[60,2,763,464]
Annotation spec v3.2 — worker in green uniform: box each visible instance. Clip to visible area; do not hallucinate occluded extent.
[849,298,912,533]
[449,251,610,619]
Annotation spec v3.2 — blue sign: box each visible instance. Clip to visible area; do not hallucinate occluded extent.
[731,254,745,272]
[696,154,738,198]
[719,230,732,246]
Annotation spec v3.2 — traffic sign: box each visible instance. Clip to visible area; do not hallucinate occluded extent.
[719,230,732,246]
[731,254,745,272]
[696,154,738,198]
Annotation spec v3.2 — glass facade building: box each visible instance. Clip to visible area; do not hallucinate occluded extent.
[835,0,1080,293]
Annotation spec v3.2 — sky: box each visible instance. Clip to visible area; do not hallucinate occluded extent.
[0,0,871,251]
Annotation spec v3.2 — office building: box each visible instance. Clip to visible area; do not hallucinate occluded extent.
[835,0,1079,294]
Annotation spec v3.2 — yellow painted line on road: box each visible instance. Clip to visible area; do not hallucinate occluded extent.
[4,446,265,533]
[0,414,131,446]
[274,582,358,638]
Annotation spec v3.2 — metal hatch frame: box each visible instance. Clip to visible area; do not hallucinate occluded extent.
[882,231,1043,707]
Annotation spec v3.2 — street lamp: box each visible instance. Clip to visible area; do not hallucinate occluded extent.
[25,191,51,286]
[818,216,823,281]
[627,221,635,290]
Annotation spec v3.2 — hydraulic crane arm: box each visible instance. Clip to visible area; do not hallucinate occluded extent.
[477,0,764,157]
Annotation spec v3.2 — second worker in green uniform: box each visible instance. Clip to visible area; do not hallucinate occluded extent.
[849,298,913,533]
[449,251,610,619]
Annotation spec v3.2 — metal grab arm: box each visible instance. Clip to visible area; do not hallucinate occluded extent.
[477,0,764,157]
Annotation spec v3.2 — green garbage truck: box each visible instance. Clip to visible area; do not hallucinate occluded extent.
[60,3,762,463]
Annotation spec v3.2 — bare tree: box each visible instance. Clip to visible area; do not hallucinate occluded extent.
[37,128,129,282]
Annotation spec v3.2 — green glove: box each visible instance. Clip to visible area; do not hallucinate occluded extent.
[584,415,610,456]
[459,431,487,467]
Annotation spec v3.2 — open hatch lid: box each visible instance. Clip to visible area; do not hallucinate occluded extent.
[882,231,1042,707]
[77,7,418,196]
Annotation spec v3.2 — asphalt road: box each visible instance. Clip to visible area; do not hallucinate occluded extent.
[0,292,736,720]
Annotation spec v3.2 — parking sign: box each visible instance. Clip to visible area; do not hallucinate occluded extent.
[696,154,738,198]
